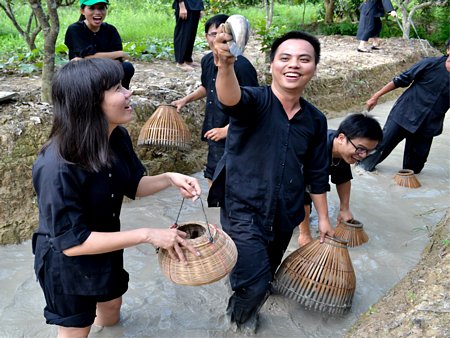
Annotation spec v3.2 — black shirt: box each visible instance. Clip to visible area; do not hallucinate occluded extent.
[211,86,330,235]
[391,55,449,137]
[200,52,259,141]
[328,130,353,185]
[65,21,123,60]
[32,127,145,296]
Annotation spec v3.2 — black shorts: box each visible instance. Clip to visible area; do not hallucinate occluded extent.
[38,266,129,328]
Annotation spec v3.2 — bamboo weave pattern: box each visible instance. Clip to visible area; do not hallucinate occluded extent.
[138,104,191,148]
[335,219,369,247]
[274,236,356,315]
[158,222,238,286]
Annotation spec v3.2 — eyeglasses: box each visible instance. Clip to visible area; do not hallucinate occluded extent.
[206,32,218,38]
[347,137,376,156]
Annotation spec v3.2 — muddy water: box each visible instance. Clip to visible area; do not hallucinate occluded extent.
[0,101,448,338]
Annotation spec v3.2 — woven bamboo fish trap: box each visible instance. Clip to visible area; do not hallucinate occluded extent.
[158,221,238,286]
[137,104,191,149]
[394,169,421,188]
[335,219,369,247]
[273,236,356,315]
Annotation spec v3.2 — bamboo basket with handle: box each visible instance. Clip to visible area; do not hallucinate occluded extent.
[138,104,191,149]
[335,219,369,247]
[158,198,237,286]
[158,221,238,286]
[273,235,356,315]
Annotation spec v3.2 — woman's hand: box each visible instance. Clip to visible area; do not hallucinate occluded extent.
[149,228,200,263]
[166,173,201,201]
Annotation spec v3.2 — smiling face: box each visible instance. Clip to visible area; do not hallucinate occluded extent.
[334,133,379,164]
[101,83,133,135]
[81,3,107,32]
[270,39,317,95]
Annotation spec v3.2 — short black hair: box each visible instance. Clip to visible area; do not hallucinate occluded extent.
[269,31,321,65]
[336,113,383,142]
[446,38,450,50]
[205,14,229,34]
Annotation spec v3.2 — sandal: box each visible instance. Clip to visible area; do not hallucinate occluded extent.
[371,45,381,50]
[357,47,371,53]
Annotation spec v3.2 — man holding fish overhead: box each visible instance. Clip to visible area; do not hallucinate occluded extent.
[209,28,334,333]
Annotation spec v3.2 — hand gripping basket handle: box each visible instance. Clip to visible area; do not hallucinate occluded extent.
[173,197,214,243]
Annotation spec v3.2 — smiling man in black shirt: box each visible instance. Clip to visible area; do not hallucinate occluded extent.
[210,30,334,333]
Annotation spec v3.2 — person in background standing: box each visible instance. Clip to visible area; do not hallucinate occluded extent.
[65,0,135,89]
[172,0,204,71]
[358,39,450,173]
[356,0,397,52]
[171,14,258,187]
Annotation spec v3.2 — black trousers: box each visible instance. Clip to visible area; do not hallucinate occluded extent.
[173,9,201,64]
[359,118,434,174]
[220,207,293,325]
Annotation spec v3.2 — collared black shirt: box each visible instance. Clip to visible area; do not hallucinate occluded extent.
[64,21,123,60]
[391,55,449,137]
[32,127,145,296]
[212,86,330,235]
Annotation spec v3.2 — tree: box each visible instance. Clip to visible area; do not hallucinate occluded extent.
[1,0,76,102]
[324,0,335,23]
[0,1,41,51]
[393,0,448,39]
[262,0,275,29]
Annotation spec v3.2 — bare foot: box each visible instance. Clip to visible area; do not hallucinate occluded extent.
[298,234,313,247]
[176,63,194,71]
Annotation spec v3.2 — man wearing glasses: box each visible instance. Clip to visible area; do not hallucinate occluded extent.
[298,113,383,246]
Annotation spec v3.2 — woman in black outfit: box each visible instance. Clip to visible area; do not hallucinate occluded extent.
[32,58,201,337]
[65,0,134,89]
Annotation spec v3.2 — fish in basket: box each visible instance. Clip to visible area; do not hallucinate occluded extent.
[335,219,369,247]
[158,221,238,286]
[273,235,356,315]
[137,104,191,149]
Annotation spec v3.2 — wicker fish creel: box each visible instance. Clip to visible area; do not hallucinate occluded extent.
[394,169,421,188]
[158,222,238,286]
[273,236,356,315]
[335,219,369,247]
[137,104,191,149]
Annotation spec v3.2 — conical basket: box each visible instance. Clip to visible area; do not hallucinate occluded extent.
[335,219,369,247]
[394,169,421,188]
[137,104,191,149]
[158,222,238,286]
[273,236,356,315]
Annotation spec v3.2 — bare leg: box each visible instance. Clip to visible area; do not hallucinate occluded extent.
[372,37,381,47]
[207,178,212,189]
[57,326,91,338]
[94,296,122,327]
[298,205,313,247]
